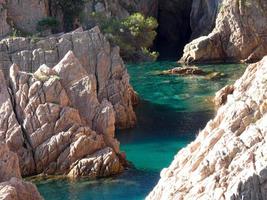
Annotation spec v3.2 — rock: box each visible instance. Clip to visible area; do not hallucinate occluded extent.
[0,143,20,182]
[214,84,234,107]
[0,3,10,38]
[204,71,225,80]
[147,56,267,200]
[6,0,48,34]
[190,0,222,39]
[0,26,137,129]
[161,66,206,76]
[181,0,267,63]
[0,50,126,178]
[0,143,42,200]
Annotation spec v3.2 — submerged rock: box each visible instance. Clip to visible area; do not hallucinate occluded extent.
[147,56,267,200]
[161,66,206,76]
[0,51,126,178]
[181,0,267,63]
[0,143,42,200]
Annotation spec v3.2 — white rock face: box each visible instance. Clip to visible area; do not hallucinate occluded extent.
[181,0,267,63]
[147,56,267,200]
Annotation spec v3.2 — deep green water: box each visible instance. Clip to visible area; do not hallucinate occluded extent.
[35,61,246,200]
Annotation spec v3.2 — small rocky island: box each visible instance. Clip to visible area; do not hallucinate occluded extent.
[0,0,267,199]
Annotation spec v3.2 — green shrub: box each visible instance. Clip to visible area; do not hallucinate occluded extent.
[37,17,59,32]
[90,12,159,62]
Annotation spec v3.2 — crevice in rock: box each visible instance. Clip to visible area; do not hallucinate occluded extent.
[7,82,37,174]
[154,0,193,60]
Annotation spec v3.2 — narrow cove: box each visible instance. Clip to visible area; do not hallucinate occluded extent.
[34,61,246,200]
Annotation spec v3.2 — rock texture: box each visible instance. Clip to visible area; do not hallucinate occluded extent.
[147,56,267,200]
[0,0,48,36]
[0,142,42,200]
[181,0,267,63]
[0,50,126,178]
[190,0,222,39]
[0,2,10,37]
[0,27,136,129]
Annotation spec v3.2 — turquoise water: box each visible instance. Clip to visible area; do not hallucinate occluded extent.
[35,61,246,200]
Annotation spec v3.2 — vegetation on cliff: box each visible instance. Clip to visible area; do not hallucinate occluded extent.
[90,12,159,62]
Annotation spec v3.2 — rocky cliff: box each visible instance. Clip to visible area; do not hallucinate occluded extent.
[0,51,124,178]
[0,142,42,200]
[147,56,267,200]
[0,27,137,178]
[181,0,267,63]
[0,27,136,129]
[190,0,222,39]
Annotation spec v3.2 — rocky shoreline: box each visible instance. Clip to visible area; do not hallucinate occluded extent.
[147,56,267,200]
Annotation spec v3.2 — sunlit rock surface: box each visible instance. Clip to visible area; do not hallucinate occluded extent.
[0,27,136,129]
[181,0,267,63]
[0,51,125,178]
[147,56,267,200]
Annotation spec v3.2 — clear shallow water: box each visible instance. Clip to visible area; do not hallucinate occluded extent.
[35,61,246,200]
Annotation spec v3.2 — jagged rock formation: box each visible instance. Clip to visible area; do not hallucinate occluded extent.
[181,0,267,64]
[190,0,222,39]
[0,27,136,129]
[0,50,125,178]
[147,56,267,200]
[0,142,42,200]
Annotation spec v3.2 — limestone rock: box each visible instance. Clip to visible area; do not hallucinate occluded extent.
[147,56,267,200]
[0,26,137,129]
[181,0,267,63]
[0,143,42,200]
[0,51,125,178]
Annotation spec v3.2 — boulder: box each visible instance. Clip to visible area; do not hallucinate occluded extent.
[181,0,267,63]
[147,56,267,200]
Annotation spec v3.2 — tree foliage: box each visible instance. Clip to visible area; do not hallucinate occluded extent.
[91,12,159,62]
